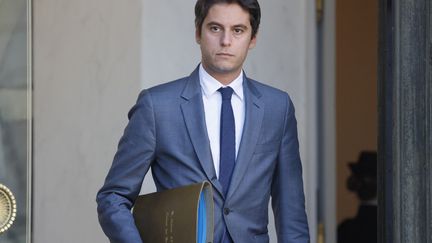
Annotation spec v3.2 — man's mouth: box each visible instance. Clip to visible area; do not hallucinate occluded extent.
[216,52,234,57]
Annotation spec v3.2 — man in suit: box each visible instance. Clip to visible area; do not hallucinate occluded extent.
[96,0,310,242]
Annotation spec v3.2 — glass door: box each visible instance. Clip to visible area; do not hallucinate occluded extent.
[0,0,32,242]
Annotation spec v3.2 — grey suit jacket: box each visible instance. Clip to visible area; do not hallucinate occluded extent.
[96,67,309,243]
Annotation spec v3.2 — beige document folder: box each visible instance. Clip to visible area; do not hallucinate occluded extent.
[133,181,214,243]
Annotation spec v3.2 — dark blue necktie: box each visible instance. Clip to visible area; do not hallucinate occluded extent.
[218,87,235,243]
[218,87,235,196]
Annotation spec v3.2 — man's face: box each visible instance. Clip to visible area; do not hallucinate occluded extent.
[196,3,257,83]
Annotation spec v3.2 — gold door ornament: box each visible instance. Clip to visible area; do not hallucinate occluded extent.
[0,184,17,234]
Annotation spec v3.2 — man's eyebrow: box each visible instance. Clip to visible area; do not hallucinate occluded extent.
[206,22,249,29]
[232,24,248,29]
[206,21,223,26]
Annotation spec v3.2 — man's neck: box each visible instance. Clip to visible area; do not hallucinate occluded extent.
[201,65,242,86]
[211,73,239,86]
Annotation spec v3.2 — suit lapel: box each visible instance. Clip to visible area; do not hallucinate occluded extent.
[227,77,264,199]
[180,68,224,196]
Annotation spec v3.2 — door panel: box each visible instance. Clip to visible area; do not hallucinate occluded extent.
[0,0,31,242]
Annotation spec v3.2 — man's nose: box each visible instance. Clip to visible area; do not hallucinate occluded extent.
[220,31,232,46]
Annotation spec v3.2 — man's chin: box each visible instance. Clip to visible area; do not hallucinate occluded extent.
[202,62,241,76]
[212,65,239,75]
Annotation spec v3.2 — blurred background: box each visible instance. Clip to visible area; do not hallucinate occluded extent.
[0,0,378,242]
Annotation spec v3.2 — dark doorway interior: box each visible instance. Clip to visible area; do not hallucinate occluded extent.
[335,0,378,228]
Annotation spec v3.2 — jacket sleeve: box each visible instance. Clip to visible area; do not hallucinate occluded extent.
[271,94,310,243]
[96,90,156,243]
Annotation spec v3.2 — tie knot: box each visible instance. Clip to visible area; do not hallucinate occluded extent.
[218,87,234,100]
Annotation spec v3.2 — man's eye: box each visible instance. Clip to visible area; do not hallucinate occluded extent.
[210,26,221,32]
[234,28,244,34]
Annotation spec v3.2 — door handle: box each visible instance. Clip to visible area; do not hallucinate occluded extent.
[0,183,17,234]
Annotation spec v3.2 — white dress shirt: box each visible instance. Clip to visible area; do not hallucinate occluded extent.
[199,64,245,178]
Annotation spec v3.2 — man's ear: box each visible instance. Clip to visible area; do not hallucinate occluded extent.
[195,28,201,44]
[249,34,257,49]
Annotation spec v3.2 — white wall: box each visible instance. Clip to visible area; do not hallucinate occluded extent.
[33,0,142,242]
[33,0,317,242]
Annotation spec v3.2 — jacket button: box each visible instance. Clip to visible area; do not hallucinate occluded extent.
[224,208,231,215]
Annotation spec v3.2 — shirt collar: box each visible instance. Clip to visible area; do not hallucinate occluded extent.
[199,64,244,100]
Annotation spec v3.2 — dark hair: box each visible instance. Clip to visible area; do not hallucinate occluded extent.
[195,0,261,38]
